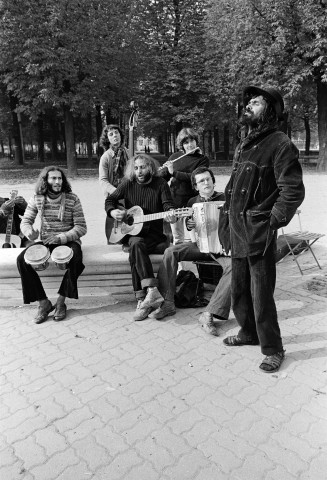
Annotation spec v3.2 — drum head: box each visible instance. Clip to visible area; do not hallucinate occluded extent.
[51,246,74,264]
[25,244,50,265]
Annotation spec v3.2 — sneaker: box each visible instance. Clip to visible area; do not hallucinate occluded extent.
[133,300,153,321]
[148,300,176,320]
[199,312,219,336]
[141,287,164,309]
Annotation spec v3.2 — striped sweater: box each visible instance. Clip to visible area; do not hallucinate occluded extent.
[21,193,87,245]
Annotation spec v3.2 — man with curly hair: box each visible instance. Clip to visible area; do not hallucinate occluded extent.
[17,166,87,324]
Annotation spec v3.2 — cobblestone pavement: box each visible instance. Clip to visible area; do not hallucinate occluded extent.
[1,171,327,479]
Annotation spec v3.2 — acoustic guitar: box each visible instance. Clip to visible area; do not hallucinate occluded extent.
[109,205,193,244]
[0,189,21,248]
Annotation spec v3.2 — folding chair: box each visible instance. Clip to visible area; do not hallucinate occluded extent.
[277,210,325,275]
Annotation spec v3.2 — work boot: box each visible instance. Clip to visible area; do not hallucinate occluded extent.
[198,312,219,336]
[133,299,152,321]
[148,300,176,320]
[141,287,164,309]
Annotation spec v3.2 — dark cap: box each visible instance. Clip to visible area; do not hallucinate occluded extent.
[243,86,284,119]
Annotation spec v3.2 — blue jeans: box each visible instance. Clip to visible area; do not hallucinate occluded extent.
[231,241,283,355]
[157,242,231,319]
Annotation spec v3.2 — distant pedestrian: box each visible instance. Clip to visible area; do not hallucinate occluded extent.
[221,85,305,372]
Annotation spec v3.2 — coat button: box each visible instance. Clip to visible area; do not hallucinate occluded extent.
[246,166,251,172]
[228,189,232,194]
[233,166,237,171]
[241,188,247,194]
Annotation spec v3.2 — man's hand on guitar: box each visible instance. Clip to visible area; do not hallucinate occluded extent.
[111,209,126,221]
[164,210,177,224]
[0,199,15,216]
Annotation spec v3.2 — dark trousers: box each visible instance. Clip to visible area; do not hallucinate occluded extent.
[127,235,168,299]
[17,242,85,304]
[231,241,283,356]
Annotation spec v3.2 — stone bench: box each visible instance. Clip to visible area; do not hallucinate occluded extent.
[0,245,164,307]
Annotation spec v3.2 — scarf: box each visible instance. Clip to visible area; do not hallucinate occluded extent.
[110,146,129,186]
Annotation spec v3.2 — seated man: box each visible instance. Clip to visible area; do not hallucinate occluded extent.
[0,193,28,247]
[17,166,87,324]
[105,154,177,321]
[153,166,232,336]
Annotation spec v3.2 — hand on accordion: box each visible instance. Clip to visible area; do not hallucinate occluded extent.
[186,217,196,230]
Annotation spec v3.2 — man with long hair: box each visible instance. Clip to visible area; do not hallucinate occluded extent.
[220,86,305,373]
[105,154,177,321]
[99,124,129,243]
[17,166,87,323]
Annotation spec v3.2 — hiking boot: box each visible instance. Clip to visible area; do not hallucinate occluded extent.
[199,312,219,336]
[133,299,152,321]
[141,287,164,309]
[148,300,176,320]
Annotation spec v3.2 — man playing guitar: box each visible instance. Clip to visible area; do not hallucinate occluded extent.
[0,192,28,247]
[105,154,177,321]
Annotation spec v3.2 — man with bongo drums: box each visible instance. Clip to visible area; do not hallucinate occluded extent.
[154,166,232,336]
[17,166,87,324]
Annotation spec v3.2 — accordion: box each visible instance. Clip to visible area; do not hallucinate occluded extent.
[192,201,224,254]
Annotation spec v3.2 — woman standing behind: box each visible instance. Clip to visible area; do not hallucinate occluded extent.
[159,127,209,244]
[98,124,129,243]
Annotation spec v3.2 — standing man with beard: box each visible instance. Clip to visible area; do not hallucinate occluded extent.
[17,167,87,323]
[220,86,305,373]
[105,154,177,321]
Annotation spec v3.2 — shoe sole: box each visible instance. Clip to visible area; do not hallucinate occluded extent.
[149,310,176,320]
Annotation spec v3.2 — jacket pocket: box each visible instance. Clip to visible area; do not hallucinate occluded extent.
[244,209,271,246]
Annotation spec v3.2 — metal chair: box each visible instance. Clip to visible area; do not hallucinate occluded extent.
[277,210,325,275]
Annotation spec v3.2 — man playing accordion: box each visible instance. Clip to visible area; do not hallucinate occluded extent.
[154,166,232,336]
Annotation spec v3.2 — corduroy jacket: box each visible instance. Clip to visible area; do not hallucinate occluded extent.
[219,128,305,258]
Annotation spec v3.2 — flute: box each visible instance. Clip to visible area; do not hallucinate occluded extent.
[158,147,200,171]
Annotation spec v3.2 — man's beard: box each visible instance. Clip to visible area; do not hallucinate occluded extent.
[47,184,62,194]
[240,111,260,128]
[137,171,152,183]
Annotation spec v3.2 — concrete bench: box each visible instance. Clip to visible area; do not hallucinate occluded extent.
[0,245,164,307]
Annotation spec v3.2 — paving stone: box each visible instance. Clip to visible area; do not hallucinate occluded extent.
[13,435,47,471]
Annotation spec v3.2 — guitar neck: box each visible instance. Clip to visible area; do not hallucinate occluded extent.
[137,211,168,223]
[4,190,18,244]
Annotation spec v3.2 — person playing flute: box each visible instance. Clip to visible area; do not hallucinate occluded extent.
[159,127,209,245]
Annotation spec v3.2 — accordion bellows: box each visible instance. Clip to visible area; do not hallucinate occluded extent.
[192,201,224,254]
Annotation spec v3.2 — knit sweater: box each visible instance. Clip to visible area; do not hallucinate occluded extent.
[159,150,209,207]
[21,193,87,245]
[105,176,175,240]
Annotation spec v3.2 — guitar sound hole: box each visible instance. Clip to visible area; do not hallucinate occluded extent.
[126,216,134,226]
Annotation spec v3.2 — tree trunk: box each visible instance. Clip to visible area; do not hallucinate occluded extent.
[64,107,77,177]
[95,105,103,157]
[9,94,23,165]
[213,125,219,154]
[37,115,45,163]
[304,114,310,156]
[223,124,229,161]
[317,78,327,171]
[86,112,93,165]
[49,116,59,162]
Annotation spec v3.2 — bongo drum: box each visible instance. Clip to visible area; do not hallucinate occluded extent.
[51,246,74,270]
[24,244,50,271]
